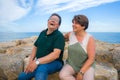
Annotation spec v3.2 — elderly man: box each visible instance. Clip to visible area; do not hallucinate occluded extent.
[18,13,65,80]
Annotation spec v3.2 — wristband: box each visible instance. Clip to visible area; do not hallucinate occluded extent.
[79,71,84,75]
[35,59,40,65]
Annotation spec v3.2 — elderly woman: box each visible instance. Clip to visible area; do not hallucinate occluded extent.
[59,14,95,80]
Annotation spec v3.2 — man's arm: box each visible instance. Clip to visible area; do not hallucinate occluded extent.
[24,46,37,73]
[37,48,61,64]
[24,48,61,73]
[37,33,65,64]
[29,46,37,62]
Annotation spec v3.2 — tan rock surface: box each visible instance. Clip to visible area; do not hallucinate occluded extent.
[0,36,120,80]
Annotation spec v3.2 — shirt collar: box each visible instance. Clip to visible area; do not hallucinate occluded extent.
[45,28,58,36]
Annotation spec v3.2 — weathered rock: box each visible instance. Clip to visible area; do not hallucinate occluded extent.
[0,37,120,80]
[15,36,37,46]
[0,54,24,80]
[95,63,118,80]
[6,46,24,54]
[0,67,8,80]
[48,72,60,80]
[48,62,119,80]
[0,42,17,54]
[95,40,120,80]
[95,41,114,63]
[24,58,118,80]
[0,48,6,53]
[0,42,17,48]
[111,46,120,80]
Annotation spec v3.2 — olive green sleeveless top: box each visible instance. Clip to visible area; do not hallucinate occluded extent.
[66,32,95,72]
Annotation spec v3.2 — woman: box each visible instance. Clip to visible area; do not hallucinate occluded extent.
[59,14,95,80]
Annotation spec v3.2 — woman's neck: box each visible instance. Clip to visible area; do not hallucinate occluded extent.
[75,30,87,43]
[75,30,86,37]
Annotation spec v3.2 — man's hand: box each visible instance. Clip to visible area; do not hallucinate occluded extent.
[24,60,38,73]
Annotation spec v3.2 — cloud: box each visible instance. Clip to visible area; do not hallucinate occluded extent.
[0,0,119,23]
[0,0,119,32]
[0,0,34,23]
[36,0,119,14]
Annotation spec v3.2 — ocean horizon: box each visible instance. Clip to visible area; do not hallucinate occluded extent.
[0,32,120,44]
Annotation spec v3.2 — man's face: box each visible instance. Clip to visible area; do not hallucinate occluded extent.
[48,15,60,31]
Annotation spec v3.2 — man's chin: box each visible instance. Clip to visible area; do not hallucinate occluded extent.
[49,28,55,31]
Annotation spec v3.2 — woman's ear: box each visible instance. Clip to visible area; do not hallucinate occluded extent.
[82,26,85,30]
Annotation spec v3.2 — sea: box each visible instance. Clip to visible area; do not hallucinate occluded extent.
[0,32,120,44]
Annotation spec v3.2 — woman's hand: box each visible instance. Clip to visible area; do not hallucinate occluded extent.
[76,72,83,80]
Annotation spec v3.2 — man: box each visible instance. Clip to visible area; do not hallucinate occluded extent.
[18,13,65,80]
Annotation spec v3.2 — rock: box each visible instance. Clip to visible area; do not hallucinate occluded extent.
[24,56,60,80]
[0,42,17,48]
[0,37,120,80]
[112,47,120,70]
[47,63,119,80]
[95,40,120,80]
[48,72,60,80]
[15,36,37,46]
[24,58,118,80]
[0,54,24,80]
[95,41,114,63]
[15,40,26,46]
[111,46,120,80]
[24,56,30,70]
[0,67,8,80]
[6,46,24,54]
[95,63,118,80]
[62,42,68,61]
[0,42,17,54]
[0,48,6,53]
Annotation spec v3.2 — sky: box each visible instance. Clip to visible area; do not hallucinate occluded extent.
[0,0,120,32]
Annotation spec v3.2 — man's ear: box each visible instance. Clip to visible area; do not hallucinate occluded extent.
[57,25,60,28]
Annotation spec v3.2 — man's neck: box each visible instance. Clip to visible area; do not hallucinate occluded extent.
[47,29,54,35]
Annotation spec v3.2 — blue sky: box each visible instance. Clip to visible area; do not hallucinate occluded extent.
[0,0,120,32]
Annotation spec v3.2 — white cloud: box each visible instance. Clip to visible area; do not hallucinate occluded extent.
[36,0,119,13]
[0,0,119,23]
[0,0,34,23]
[0,0,119,32]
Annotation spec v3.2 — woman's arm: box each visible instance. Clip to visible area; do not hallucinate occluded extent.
[80,36,96,74]
[64,32,70,41]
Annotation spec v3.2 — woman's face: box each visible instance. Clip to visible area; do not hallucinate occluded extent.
[48,15,60,31]
[72,20,85,32]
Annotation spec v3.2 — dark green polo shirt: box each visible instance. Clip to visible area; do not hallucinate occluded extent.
[34,29,65,62]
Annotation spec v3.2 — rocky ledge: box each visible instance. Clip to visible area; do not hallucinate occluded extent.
[0,36,120,80]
